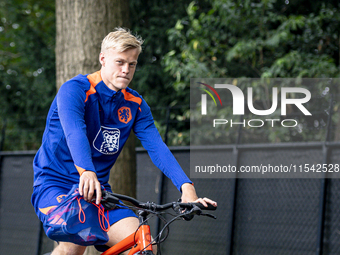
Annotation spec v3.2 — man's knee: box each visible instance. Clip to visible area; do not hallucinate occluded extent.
[51,242,86,255]
[106,217,139,246]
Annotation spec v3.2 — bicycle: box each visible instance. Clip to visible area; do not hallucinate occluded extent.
[97,190,217,255]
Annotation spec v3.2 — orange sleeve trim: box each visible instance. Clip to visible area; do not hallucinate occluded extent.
[85,85,96,102]
[85,71,102,102]
[75,165,86,176]
[121,89,142,105]
[87,70,102,86]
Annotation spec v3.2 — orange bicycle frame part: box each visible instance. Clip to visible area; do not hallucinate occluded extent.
[101,225,153,255]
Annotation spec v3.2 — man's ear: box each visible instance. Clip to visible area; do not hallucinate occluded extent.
[99,52,105,66]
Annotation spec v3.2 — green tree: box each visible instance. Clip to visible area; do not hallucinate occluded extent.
[165,0,339,80]
[0,0,195,150]
[163,0,340,144]
[2,0,339,150]
[130,0,195,145]
[0,0,55,150]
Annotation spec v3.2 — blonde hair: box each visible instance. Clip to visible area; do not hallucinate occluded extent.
[101,27,143,54]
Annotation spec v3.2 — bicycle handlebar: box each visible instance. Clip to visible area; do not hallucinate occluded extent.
[101,190,217,212]
[98,190,216,250]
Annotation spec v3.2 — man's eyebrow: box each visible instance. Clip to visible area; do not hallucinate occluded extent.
[115,58,138,64]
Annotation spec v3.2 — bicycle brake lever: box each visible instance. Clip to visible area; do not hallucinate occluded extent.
[200,213,217,219]
[181,211,195,221]
[173,202,195,221]
[189,205,217,219]
[98,190,120,210]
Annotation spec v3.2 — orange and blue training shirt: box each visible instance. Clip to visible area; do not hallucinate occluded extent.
[33,71,191,191]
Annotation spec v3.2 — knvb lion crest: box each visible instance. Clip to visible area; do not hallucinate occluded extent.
[118,106,132,124]
[93,127,120,155]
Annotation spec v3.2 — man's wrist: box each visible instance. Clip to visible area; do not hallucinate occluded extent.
[181,183,199,202]
[181,182,194,192]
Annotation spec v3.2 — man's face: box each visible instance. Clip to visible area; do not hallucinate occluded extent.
[99,47,139,91]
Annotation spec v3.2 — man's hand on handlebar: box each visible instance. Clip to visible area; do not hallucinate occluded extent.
[180,183,217,208]
[79,171,102,205]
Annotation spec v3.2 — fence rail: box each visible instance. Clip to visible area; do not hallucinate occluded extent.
[1,143,340,254]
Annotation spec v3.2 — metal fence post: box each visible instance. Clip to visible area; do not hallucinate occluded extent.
[316,95,333,255]
[155,106,171,235]
[0,118,7,205]
[227,116,243,255]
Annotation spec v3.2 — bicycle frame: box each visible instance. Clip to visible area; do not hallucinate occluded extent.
[101,210,153,255]
[98,190,216,255]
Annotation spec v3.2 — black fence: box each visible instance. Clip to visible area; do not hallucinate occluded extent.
[1,142,340,255]
[137,142,340,255]
[0,152,41,255]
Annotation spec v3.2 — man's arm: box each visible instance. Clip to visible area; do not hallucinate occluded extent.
[57,80,101,204]
[133,99,191,191]
[133,99,217,207]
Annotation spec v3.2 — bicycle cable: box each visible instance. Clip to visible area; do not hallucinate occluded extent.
[101,197,211,255]
[112,203,171,253]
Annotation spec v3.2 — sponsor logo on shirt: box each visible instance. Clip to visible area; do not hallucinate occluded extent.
[118,106,132,124]
[93,126,120,155]
[56,194,67,203]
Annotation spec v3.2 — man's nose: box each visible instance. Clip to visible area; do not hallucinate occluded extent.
[122,63,130,74]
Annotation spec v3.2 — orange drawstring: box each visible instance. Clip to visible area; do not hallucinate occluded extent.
[76,197,110,232]
[92,203,110,232]
[77,197,86,223]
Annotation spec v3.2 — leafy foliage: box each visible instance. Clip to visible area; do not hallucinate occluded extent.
[163,0,340,144]
[0,0,55,150]
[1,0,339,150]
[130,0,194,145]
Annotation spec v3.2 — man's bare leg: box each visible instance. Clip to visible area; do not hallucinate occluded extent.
[51,242,86,255]
[105,217,157,254]
[105,217,139,255]
[50,217,156,255]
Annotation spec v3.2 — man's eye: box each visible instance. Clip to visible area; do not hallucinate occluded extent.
[116,61,123,64]
[130,63,136,67]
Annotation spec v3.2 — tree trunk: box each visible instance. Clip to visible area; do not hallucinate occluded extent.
[56,0,130,89]
[56,1,134,254]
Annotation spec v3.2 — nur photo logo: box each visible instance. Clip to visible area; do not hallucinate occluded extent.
[197,80,312,128]
[191,78,337,179]
[197,82,223,115]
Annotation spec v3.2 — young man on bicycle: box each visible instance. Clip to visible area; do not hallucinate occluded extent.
[31,28,217,255]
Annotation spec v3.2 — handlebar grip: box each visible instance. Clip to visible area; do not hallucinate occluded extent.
[193,203,217,211]
[100,190,121,210]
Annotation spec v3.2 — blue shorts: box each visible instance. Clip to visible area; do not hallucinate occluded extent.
[31,183,137,228]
